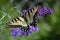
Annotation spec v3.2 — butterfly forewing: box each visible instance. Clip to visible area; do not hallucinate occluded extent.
[7,16,28,28]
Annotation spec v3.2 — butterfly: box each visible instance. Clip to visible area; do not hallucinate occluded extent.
[7,5,42,32]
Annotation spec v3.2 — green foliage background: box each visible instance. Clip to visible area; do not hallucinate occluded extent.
[0,0,60,40]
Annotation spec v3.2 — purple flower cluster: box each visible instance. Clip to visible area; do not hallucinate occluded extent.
[38,7,54,16]
[11,7,54,37]
[11,26,39,38]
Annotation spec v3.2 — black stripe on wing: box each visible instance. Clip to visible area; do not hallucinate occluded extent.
[30,12,37,27]
[7,25,22,28]
[22,16,28,22]
[16,17,22,22]
[30,9,32,13]
[13,18,17,22]
[27,10,30,18]
[12,20,14,23]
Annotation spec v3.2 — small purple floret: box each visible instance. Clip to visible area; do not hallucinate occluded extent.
[11,28,18,38]
[21,10,27,16]
[29,26,39,32]
[47,8,54,14]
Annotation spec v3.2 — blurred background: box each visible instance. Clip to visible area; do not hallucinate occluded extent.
[0,0,60,40]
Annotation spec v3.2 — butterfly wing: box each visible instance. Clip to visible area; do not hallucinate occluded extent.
[7,17,28,28]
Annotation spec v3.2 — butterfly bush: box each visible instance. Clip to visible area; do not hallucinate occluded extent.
[11,7,54,38]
